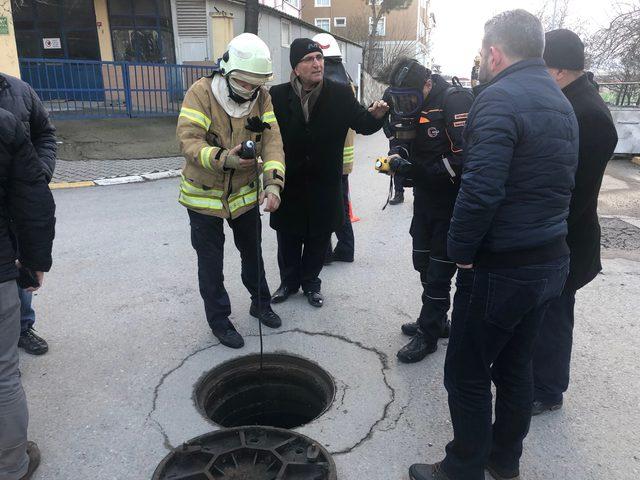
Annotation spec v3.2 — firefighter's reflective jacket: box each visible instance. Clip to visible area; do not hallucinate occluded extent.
[176,77,285,219]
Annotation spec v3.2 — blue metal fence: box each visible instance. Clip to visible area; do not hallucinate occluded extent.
[19,58,212,119]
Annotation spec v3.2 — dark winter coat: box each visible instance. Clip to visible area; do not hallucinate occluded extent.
[448,59,579,266]
[0,108,56,284]
[269,78,384,236]
[0,73,57,182]
[562,73,618,291]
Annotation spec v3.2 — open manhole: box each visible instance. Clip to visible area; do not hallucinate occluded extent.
[195,354,335,430]
[152,426,337,480]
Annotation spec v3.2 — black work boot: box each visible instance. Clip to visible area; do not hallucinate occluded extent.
[409,462,451,480]
[18,328,49,355]
[19,441,41,480]
[250,303,282,329]
[397,331,438,363]
[401,320,450,338]
[304,291,324,308]
[389,191,404,205]
[531,399,563,416]
[212,322,245,349]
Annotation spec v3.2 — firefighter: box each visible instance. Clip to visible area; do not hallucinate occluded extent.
[383,58,474,363]
[176,33,285,349]
[312,32,357,264]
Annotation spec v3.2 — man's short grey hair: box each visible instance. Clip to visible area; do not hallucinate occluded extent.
[483,9,544,60]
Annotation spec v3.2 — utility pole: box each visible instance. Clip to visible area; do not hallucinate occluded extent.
[245,0,259,34]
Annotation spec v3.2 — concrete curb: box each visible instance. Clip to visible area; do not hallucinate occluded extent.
[50,169,181,190]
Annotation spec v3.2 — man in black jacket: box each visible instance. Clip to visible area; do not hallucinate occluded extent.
[0,73,57,355]
[532,29,618,416]
[0,108,55,480]
[383,59,474,364]
[270,38,388,308]
[409,10,578,480]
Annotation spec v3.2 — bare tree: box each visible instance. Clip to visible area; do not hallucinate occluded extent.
[591,2,640,79]
[362,0,413,75]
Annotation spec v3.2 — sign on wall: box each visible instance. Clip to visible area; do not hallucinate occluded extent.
[0,17,9,35]
[43,38,62,49]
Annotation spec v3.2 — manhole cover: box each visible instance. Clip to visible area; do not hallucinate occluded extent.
[195,354,335,429]
[152,426,337,480]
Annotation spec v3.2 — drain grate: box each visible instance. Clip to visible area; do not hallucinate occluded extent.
[153,426,337,480]
[195,354,335,430]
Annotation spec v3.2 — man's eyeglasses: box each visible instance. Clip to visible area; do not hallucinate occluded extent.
[300,53,324,64]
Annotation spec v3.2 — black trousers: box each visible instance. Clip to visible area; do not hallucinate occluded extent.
[277,230,331,293]
[188,208,271,331]
[327,175,355,259]
[411,189,457,340]
[441,257,569,480]
[532,287,577,404]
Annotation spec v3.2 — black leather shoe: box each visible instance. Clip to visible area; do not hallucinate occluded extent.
[401,320,450,338]
[250,304,282,329]
[389,191,404,205]
[409,462,451,480]
[271,284,298,304]
[397,332,438,363]
[18,328,49,355]
[212,323,245,349]
[486,462,520,480]
[531,399,563,416]
[304,291,324,308]
[19,441,41,480]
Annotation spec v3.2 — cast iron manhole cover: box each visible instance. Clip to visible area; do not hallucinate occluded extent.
[195,354,335,429]
[153,426,337,480]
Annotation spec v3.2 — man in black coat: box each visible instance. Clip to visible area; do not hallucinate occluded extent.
[0,72,57,355]
[532,29,619,416]
[0,107,55,480]
[270,38,388,307]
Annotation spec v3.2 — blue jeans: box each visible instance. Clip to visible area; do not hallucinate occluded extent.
[532,287,577,404]
[18,289,35,334]
[441,256,569,480]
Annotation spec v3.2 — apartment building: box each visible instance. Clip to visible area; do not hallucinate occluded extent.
[301,0,431,70]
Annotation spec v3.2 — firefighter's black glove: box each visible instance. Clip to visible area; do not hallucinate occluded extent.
[389,155,412,175]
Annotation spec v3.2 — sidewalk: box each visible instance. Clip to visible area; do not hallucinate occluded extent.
[51,157,183,188]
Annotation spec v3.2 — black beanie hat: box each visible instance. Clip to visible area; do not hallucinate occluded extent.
[290,38,323,69]
[544,29,585,70]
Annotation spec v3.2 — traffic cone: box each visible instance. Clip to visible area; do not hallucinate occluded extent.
[349,200,360,223]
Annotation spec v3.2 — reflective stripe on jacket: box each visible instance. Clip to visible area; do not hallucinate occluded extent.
[176,76,285,219]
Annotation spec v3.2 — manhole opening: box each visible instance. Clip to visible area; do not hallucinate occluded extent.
[195,354,336,429]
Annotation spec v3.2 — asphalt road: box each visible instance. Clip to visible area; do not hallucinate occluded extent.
[20,131,640,479]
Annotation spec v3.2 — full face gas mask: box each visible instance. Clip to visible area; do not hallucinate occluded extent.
[384,59,431,141]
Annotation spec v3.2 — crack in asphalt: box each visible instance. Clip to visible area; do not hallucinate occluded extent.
[146,328,397,456]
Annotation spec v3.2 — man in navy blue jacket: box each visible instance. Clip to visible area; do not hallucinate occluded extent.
[409,10,579,480]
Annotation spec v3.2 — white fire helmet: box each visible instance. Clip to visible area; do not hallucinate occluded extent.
[312,32,342,58]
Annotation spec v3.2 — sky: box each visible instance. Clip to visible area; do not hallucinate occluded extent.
[429,0,619,77]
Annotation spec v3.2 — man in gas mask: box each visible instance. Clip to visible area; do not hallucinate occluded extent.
[312,32,357,264]
[383,58,474,363]
[177,33,285,349]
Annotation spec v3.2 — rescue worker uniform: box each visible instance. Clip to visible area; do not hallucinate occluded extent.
[391,74,474,363]
[177,34,285,348]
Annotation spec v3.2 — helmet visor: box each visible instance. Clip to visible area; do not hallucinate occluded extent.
[387,87,424,117]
